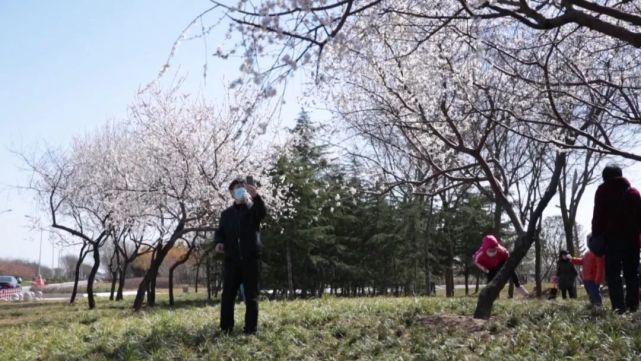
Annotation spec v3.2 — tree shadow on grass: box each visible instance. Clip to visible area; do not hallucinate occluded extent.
[0,300,70,311]
[155,297,221,309]
[90,319,223,360]
[91,297,221,314]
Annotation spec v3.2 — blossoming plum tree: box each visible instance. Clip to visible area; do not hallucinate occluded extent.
[27,83,292,310]
[199,0,641,318]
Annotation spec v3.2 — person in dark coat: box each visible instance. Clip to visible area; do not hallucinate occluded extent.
[592,164,641,313]
[556,250,578,299]
[215,178,267,334]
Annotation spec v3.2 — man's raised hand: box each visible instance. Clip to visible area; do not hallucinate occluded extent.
[245,184,258,197]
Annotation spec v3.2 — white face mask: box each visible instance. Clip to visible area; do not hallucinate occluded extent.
[486,248,498,257]
[233,187,247,201]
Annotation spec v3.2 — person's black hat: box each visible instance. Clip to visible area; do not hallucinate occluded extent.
[602,163,623,182]
[228,177,245,190]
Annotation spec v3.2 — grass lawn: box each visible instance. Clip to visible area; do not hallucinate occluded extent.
[1,293,640,360]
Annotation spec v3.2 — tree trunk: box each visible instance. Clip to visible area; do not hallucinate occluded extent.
[464,265,469,296]
[108,248,120,301]
[563,221,575,255]
[70,244,88,304]
[475,230,546,317]
[195,264,200,293]
[535,224,543,297]
[474,152,566,319]
[559,190,576,255]
[134,241,175,310]
[474,235,532,318]
[109,270,118,301]
[169,249,194,306]
[425,268,431,295]
[168,267,175,306]
[559,166,591,257]
[423,197,434,296]
[475,272,480,294]
[474,280,502,319]
[86,245,101,309]
[286,238,294,299]
[447,260,455,297]
[206,256,212,301]
[446,266,455,297]
[116,266,127,301]
[493,203,502,236]
[148,269,157,307]
[214,260,222,299]
[134,269,154,310]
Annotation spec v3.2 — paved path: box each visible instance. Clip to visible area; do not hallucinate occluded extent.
[434,284,485,290]
[26,282,140,300]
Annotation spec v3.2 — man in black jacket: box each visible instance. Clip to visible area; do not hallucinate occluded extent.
[215,178,267,334]
[592,164,641,313]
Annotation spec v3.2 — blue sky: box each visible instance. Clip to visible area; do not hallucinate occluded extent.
[0,1,302,265]
[0,1,206,264]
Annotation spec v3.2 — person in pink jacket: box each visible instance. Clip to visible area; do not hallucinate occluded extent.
[33,274,45,288]
[474,235,529,297]
[570,248,606,307]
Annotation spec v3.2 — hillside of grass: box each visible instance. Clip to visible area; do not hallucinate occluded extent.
[1,294,641,360]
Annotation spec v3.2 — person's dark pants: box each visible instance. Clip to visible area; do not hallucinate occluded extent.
[606,248,640,313]
[559,285,577,299]
[584,280,602,306]
[487,261,521,288]
[220,258,259,334]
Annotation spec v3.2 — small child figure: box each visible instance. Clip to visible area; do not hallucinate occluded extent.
[570,247,605,307]
[548,275,558,300]
[556,251,579,299]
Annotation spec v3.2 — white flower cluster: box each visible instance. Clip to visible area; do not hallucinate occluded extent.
[196,0,641,231]
[29,83,295,246]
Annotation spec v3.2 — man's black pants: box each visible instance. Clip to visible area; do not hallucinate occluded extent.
[606,248,640,313]
[220,258,259,334]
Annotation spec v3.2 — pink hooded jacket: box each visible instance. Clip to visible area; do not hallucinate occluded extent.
[474,235,509,271]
